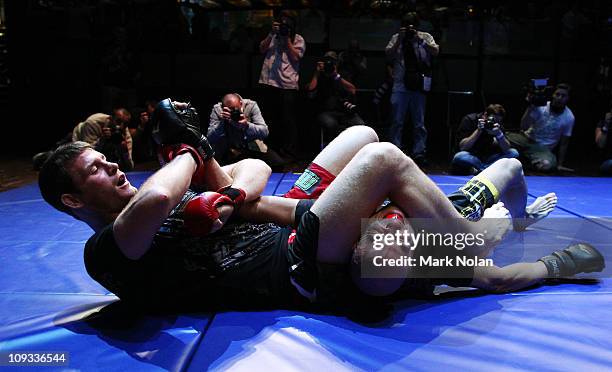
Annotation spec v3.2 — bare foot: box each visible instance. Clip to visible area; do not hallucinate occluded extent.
[514,192,558,231]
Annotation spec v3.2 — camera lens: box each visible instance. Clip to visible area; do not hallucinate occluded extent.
[230,109,242,121]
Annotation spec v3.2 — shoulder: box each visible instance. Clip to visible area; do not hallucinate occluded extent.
[84,224,124,280]
[212,102,223,112]
[563,106,575,121]
[417,31,435,42]
[243,98,257,107]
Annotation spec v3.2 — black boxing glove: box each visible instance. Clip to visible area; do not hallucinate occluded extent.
[538,243,605,278]
[150,98,215,160]
[217,186,246,210]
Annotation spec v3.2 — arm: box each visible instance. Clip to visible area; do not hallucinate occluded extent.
[595,126,608,149]
[385,33,401,59]
[595,115,610,148]
[520,105,538,131]
[307,63,321,92]
[495,132,512,153]
[336,73,357,96]
[459,128,482,151]
[419,33,439,57]
[243,102,269,141]
[259,23,278,53]
[489,124,511,152]
[285,35,305,63]
[470,262,547,293]
[458,116,482,151]
[114,153,196,260]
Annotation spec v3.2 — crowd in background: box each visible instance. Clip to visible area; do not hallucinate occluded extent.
[25,1,612,177]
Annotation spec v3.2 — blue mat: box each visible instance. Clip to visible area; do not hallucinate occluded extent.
[0,172,610,371]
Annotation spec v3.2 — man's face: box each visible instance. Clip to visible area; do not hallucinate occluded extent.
[65,149,137,214]
[114,111,131,128]
[224,98,242,111]
[551,88,569,110]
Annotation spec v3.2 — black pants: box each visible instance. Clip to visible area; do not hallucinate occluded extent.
[258,85,299,156]
[317,110,366,146]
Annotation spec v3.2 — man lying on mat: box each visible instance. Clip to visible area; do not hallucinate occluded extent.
[37,99,605,311]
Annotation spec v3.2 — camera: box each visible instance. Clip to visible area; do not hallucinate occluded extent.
[106,122,124,144]
[525,78,554,107]
[484,115,496,130]
[323,57,336,74]
[279,22,290,37]
[405,27,417,40]
[230,108,242,122]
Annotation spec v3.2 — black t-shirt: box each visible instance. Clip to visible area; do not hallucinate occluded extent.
[313,75,352,111]
[84,190,293,310]
[456,113,503,159]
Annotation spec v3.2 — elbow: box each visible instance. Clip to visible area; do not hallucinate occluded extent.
[147,186,174,215]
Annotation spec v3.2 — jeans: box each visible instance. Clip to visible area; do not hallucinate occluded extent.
[451,148,520,174]
[389,90,426,155]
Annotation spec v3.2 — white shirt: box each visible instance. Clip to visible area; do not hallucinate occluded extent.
[524,102,575,149]
[259,34,305,90]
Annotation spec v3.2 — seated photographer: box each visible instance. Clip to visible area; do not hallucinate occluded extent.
[207,93,287,170]
[507,83,575,173]
[595,110,612,175]
[451,104,519,175]
[72,112,134,171]
[306,51,365,147]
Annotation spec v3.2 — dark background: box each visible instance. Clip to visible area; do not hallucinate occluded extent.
[1,0,612,171]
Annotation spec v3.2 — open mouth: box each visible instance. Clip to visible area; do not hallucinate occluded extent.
[117,174,127,187]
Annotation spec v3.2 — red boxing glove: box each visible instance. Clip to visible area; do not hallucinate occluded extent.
[184,192,234,236]
[158,144,207,190]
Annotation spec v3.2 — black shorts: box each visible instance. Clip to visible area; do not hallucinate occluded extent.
[447,174,499,221]
[286,199,319,300]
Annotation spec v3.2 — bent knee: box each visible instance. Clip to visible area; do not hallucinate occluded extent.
[343,125,379,143]
[495,157,523,176]
[360,142,407,168]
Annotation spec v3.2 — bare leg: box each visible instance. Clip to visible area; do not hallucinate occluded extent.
[309,125,378,176]
[239,196,299,227]
[311,143,498,264]
[471,262,548,292]
[478,158,557,230]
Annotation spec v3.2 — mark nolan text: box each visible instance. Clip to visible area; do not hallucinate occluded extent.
[373,255,494,267]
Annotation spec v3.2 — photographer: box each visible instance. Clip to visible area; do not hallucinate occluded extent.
[338,39,367,86]
[207,93,286,170]
[595,110,612,175]
[72,112,134,171]
[385,12,439,166]
[507,83,575,172]
[451,104,518,175]
[306,51,365,147]
[258,11,305,158]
